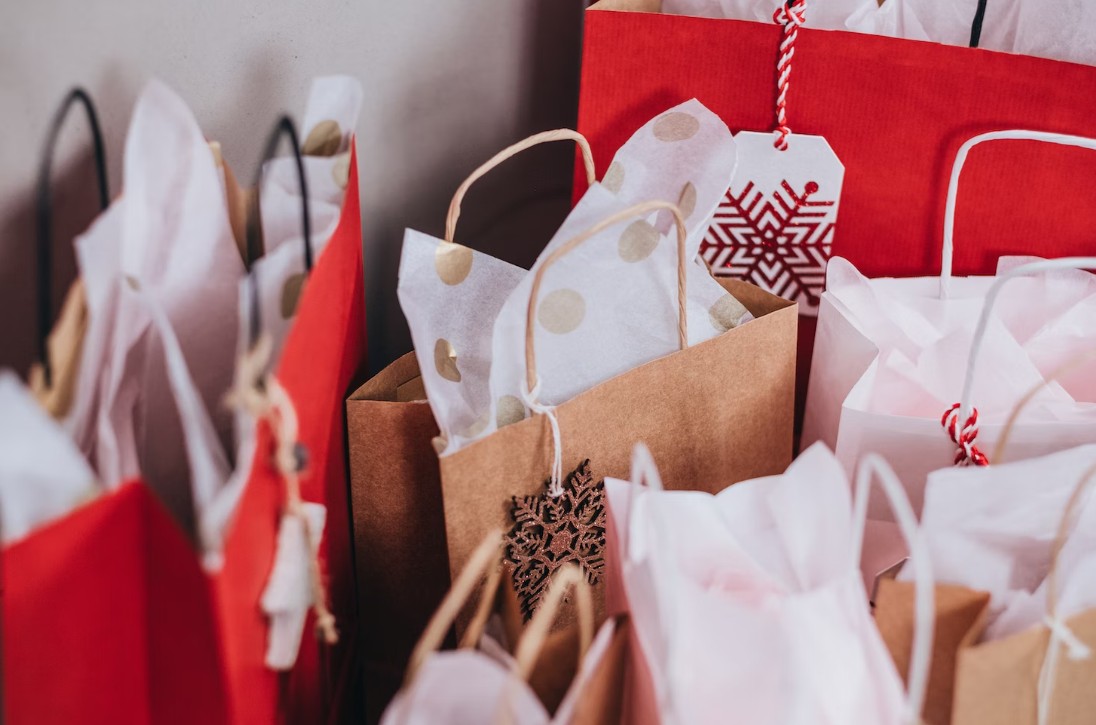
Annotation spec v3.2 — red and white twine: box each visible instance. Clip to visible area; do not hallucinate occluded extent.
[772,0,807,151]
[941,403,989,467]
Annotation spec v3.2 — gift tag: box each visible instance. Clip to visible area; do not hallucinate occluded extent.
[700,131,844,316]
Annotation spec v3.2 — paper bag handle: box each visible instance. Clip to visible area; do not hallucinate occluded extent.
[404,529,504,688]
[940,130,1096,298]
[511,564,594,681]
[1046,462,1096,624]
[851,455,935,725]
[956,257,1096,423]
[525,201,689,393]
[245,116,314,348]
[35,87,110,388]
[445,129,597,244]
[489,564,595,725]
[1036,461,1096,725]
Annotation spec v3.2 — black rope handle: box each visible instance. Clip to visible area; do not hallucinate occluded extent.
[246,115,314,348]
[36,88,110,387]
[969,0,989,47]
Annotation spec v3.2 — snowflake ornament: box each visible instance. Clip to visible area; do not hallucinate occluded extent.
[505,459,605,620]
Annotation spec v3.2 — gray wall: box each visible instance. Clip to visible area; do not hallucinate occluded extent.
[0,0,586,376]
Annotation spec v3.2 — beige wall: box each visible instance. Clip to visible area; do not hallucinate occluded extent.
[0,0,585,375]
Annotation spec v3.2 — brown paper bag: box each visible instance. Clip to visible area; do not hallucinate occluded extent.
[875,464,1096,725]
[346,351,452,721]
[875,580,991,725]
[439,201,797,627]
[347,130,601,721]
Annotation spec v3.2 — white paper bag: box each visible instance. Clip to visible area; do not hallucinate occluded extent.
[904,445,1096,640]
[605,443,934,725]
[803,130,1096,521]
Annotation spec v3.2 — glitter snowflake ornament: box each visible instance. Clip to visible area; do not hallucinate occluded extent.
[505,459,606,620]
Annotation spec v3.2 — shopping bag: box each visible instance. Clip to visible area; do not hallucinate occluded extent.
[380,532,626,725]
[437,199,795,628]
[7,77,364,723]
[803,130,1096,521]
[2,88,223,725]
[875,445,1096,724]
[209,100,365,722]
[577,1,1096,419]
[346,129,600,720]
[603,443,934,725]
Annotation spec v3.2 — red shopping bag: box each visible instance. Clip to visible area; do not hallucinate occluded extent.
[210,136,365,724]
[3,110,364,724]
[577,2,1096,423]
[4,482,229,725]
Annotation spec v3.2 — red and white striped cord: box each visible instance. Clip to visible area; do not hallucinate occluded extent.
[772,1,807,151]
[941,403,989,467]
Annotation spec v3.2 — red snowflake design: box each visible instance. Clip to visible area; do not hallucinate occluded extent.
[700,179,836,310]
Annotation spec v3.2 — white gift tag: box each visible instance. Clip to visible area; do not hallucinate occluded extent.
[700,131,844,316]
[261,501,327,670]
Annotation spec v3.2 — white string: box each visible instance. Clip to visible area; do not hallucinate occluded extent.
[940,130,1096,299]
[1037,615,1092,725]
[521,376,563,498]
[852,454,935,724]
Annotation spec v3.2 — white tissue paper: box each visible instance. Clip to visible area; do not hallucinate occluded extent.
[62,77,359,559]
[380,619,619,725]
[400,99,744,454]
[488,101,743,437]
[64,79,241,534]
[663,0,867,31]
[606,444,913,725]
[847,0,1096,67]
[0,372,97,543]
[802,255,1096,521]
[243,75,363,373]
[901,445,1096,642]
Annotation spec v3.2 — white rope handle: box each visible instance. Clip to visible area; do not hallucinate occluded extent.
[957,257,1096,420]
[852,454,935,724]
[625,441,665,566]
[621,443,680,725]
[940,130,1096,298]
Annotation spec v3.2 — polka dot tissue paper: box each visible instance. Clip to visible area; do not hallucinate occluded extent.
[398,99,750,455]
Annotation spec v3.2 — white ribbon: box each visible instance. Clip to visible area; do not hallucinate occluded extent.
[1037,614,1093,725]
[522,376,563,498]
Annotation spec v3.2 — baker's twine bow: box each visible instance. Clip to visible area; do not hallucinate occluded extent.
[522,376,564,498]
[226,338,339,645]
[941,403,989,467]
[772,0,807,151]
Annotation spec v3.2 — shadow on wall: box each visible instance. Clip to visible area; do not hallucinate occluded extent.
[0,0,589,380]
[363,0,587,376]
